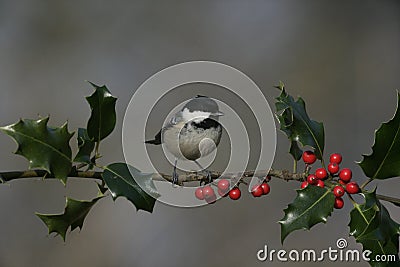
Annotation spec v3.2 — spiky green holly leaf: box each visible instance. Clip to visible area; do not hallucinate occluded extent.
[279,186,335,243]
[96,181,108,195]
[349,190,400,265]
[74,128,95,164]
[36,196,103,241]
[86,82,117,142]
[359,92,400,180]
[275,83,325,160]
[361,238,399,267]
[289,141,303,161]
[0,117,73,183]
[102,163,159,213]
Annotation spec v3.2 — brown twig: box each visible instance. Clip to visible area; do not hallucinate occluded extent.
[151,168,307,185]
[2,168,400,206]
[0,168,307,184]
[0,169,102,182]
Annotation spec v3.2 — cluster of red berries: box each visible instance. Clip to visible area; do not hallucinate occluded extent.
[194,176,271,203]
[195,179,238,204]
[250,180,271,198]
[301,151,360,209]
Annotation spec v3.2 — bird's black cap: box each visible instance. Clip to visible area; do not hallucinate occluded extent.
[182,95,219,113]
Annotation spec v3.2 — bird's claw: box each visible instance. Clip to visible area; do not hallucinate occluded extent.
[194,160,212,184]
[205,170,212,184]
[172,169,179,186]
[171,158,180,187]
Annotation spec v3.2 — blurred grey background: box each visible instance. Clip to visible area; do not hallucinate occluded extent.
[0,1,400,266]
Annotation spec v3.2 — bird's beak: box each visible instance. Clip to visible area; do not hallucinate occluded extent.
[213,111,224,117]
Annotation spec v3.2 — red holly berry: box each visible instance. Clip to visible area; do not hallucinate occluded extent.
[302,150,317,164]
[333,185,345,197]
[334,197,344,209]
[260,183,270,195]
[316,180,325,188]
[330,153,342,164]
[205,194,217,204]
[195,187,204,200]
[229,187,241,200]
[217,179,230,191]
[218,188,228,197]
[202,185,215,199]
[307,174,318,185]
[328,163,339,174]
[251,185,264,197]
[301,181,309,189]
[346,182,360,194]
[315,168,327,180]
[339,168,352,182]
[339,179,348,185]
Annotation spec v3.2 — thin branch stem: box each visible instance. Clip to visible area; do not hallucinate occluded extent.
[152,168,306,184]
[0,168,306,184]
[360,178,373,189]
[0,170,103,182]
[320,158,326,170]
[347,193,357,206]
[95,141,100,158]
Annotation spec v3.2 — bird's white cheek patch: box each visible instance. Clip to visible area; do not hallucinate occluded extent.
[181,108,211,123]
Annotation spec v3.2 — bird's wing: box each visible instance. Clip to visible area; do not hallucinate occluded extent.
[145,111,184,145]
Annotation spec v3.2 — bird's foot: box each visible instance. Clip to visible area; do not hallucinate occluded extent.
[204,169,212,184]
[171,158,179,187]
[172,169,179,186]
[194,160,213,184]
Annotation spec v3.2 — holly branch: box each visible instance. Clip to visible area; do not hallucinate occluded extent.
[2,168,400,207]
[1,82,399,266]
[0,168,306,184]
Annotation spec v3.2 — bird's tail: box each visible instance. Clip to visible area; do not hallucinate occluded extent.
[145,139,160,145]
[145,130,162,145]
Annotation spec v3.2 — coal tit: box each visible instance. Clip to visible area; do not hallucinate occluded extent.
[145,95,223,185]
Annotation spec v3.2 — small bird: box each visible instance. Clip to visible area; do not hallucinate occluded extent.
[145,95,223,185]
